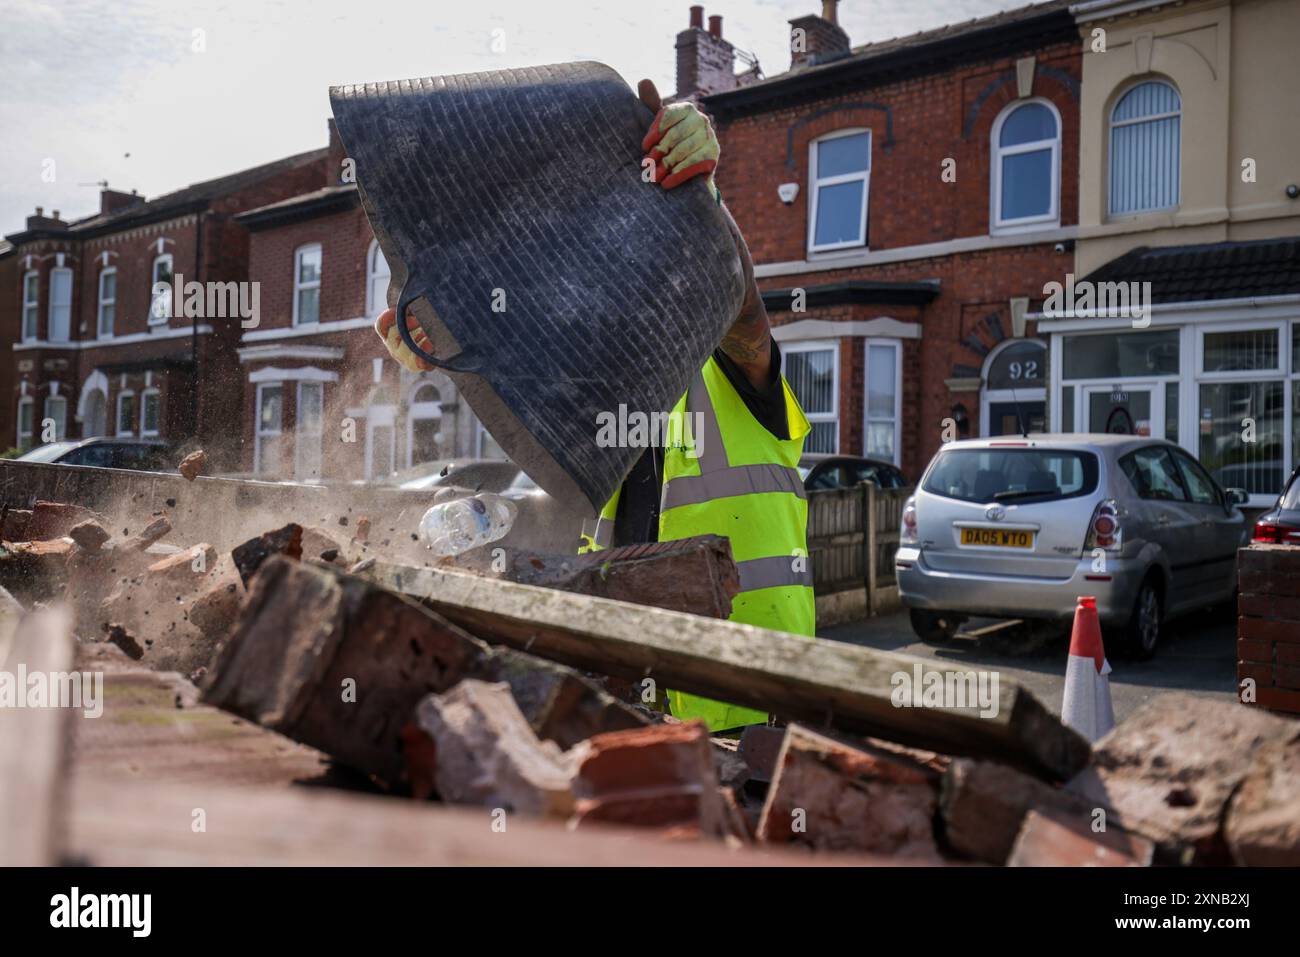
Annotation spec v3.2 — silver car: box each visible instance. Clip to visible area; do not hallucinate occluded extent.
[895,434,1250,659]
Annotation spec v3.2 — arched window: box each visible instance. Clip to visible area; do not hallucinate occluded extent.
[366,240,391,317]
[991,100,1060,231]
[981,339,1047,437]
[1109,80,1180,215]
[808,129,871,253]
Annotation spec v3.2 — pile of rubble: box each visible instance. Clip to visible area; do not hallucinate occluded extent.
[2,468,1298,867]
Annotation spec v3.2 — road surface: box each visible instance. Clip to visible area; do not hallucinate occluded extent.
[821,608,1238,725]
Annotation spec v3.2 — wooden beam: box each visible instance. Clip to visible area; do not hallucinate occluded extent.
[363,562,1090,780]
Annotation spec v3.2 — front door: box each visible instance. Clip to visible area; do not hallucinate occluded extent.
[1083,384,1163,438]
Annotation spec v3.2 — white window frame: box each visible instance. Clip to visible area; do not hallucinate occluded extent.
[115,389,137,437]
[784,339,840,456]
[863,338,902,464]
[43,394,68,443]
[16,396,35,451]
[990,98,1061,234]
[293,243,322,327]
[366,239,391,318]
[21,270,39,342]
[139,387,161,437]
[406,380,442,468]
[97,266,117,339]
[807,128,871,254]
[48,266,72,343]
[294,380,325,481]
[1108,79,1181,218]
[149,253,173,325]
[254,382,285,476]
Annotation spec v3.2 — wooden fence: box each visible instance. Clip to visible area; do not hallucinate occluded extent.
[806,483,913,623]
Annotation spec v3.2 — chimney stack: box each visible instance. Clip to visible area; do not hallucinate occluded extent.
[26,206,68,231]
[100,188,142,216]
[790,1,850,69]
[675,6,740,98]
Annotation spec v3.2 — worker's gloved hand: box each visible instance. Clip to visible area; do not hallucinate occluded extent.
[374,306,434,373]
[638,79,720,203]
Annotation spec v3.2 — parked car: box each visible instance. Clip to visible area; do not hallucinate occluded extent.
[15,437,175,472]
[895,434,1250,659]
[800,455,909,491]
[1252,466,1300,544]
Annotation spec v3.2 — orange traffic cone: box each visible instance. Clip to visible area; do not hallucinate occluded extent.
[1061,596,1114,742]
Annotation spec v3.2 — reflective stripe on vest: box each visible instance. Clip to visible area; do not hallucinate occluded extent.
[658,360,813,731]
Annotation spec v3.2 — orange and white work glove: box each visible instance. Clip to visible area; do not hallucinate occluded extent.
[638,79,721,203]
[375,307,434,373]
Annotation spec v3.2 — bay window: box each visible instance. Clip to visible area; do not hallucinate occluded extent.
[255,384,285,476]
[864,340,901,463]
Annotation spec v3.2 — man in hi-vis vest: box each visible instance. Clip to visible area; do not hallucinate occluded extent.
[376,79,815,734]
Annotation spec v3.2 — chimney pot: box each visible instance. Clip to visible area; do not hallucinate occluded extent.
[52,210,59,219]
[35,206,43,217]
[708,14,722,38]
[823,0,839,25]
[689,5,703,29]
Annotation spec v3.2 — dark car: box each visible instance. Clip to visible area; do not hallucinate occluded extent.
[16,437,175,472]
[800,455,909,492]
[1253,466,1300,544]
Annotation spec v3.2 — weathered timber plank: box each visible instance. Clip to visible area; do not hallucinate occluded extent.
[0,607,75,865]
[364,562,1090,780]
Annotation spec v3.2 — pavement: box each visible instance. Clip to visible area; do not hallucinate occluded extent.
[821,607,1238,725]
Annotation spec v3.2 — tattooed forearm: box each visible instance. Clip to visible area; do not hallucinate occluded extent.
[718,205,773,388]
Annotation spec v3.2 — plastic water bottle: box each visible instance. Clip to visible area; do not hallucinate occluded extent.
[418,493,518,556]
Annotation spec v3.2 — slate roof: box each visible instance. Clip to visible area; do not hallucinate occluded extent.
[1082,237,1300,303]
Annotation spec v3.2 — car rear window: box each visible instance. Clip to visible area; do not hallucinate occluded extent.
[922,447,1099,504]
[1281,472,1300,510]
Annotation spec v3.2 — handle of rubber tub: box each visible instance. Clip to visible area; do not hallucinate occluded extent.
[394,279,482,375]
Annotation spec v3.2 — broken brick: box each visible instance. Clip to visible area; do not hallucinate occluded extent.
[411,679,577,818]
[1,508,32,543]
[148,544,217,581]
[68,520,112,553]
[105,622,144,660]
[1007,809,1154,867]
[231,524,302,586]
[756,724,942,859]
[1225,739,1300,866]
[178,449,207,482]
[122,517,171,552]
[570,720,728,838]
[940,758,1096,865]
[25,501,106,541]
[1067,693,1300,864]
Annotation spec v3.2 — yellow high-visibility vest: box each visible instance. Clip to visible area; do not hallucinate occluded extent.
[580,356,815,731]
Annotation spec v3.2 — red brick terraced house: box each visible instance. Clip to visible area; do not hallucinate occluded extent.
[2,150,329,470]
[233,123,499,483]
[685,0,1083,480]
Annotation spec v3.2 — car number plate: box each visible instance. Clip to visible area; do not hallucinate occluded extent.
[960,527,1034,549]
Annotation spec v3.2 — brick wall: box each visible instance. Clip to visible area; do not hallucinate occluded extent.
[0,252,16,449]
[714,39,1080,477]
[1237,544,1300,716]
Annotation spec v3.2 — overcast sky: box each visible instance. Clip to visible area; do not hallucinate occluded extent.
[0,0,1032,232]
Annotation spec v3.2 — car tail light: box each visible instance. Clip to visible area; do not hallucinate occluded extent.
[1253,520,1300,544]
[1084,499,1123,551]
[900,497,919,545]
